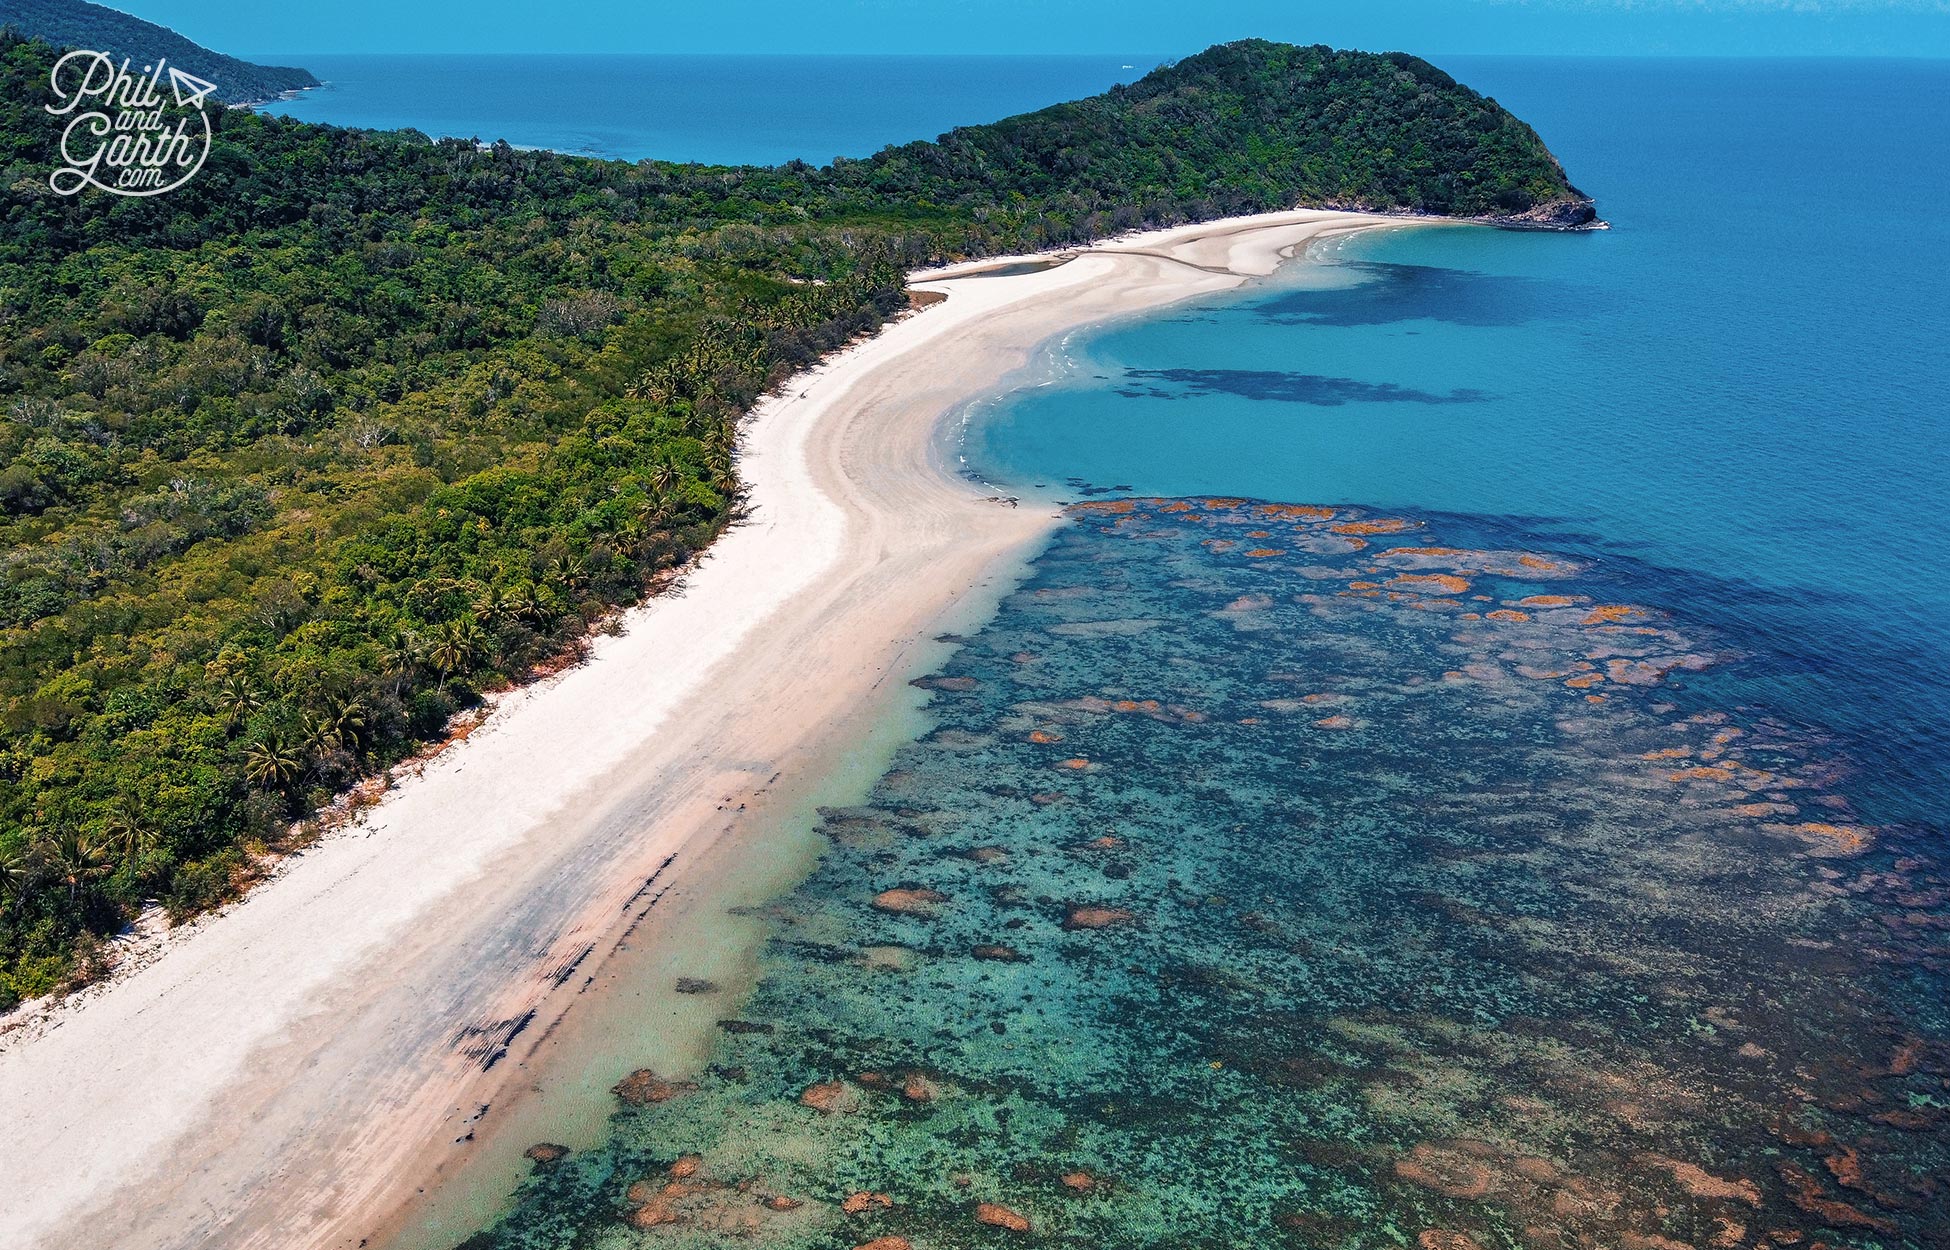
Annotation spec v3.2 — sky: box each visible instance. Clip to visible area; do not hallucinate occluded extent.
[119,0,1950,58]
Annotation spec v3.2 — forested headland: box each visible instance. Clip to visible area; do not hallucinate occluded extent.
[0,0,319,104]
[0,31,1593,1004]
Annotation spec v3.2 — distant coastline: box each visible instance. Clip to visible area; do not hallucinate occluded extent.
[247,52,1171,165]
[231,81,320,109]
[0,0,319,104]
[242,53,1595,234]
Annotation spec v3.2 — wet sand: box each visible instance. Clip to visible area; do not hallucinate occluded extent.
[0,208,1418,1250]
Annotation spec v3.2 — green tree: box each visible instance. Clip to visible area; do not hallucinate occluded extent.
[244,734,305,791]
[380,630,425,693]
[101,809,157,864]
[427,618,485,680]
[0,848,34,913]
[213,674,261,734]
[42,830,109,906]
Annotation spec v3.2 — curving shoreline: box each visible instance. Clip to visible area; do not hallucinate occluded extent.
[0,208,1421,1250]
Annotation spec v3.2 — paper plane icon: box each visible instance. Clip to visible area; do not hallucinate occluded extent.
[167,65,219,109]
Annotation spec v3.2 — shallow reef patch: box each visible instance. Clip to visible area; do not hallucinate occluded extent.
[465,499,1947,1250]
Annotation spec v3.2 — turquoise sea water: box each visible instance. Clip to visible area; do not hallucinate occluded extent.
[258,55,1161,164]
[964,57,1950,827]
[454,58,1950,1250]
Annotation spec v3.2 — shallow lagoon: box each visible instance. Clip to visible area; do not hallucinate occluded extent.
[465,499,1947,1249]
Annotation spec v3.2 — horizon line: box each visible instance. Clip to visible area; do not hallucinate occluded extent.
[237,48,1950,61]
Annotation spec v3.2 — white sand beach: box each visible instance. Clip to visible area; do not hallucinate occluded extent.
[0,209,1418,1250]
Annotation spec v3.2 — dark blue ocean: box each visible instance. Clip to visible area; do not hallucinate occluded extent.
[258,54,1163,163]
[393,56,1950,1250]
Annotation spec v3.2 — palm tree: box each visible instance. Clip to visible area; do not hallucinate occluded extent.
[302,715,340,763]
[302,696,366,759]
[705,420,736,465]
[474,582,514,624]
[542,554,585,593]
[380,628,424,693]
[427,617,483,679]
[43,830,109,906]
[649,457,681,495]
[627,368,674,405]
[326,695,366,749]
[244,733,304,790]
[0,848,34,912]
[506,581,547,625]
[102,807,157,864]
[213,673,260,733]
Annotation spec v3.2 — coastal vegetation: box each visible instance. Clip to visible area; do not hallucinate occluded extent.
[0,0,319,104]
[0,29,1590,1005]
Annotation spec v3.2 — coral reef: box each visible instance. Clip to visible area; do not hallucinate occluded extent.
[467,500,1946,1250]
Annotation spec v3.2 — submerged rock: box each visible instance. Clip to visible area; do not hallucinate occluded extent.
[612,1069,695,1106]
[1332,517,1419,536]
[1063,904,1137,930]
[913,675,980,692]
[1389,572,1471,595]
[799,1080,857,1113]
[975,1201,1031,1231]
[1394,1142,1497,1200]
[871,887,948,915]
[1638,1153,1761,1205]
[1777,1163,1897,1232]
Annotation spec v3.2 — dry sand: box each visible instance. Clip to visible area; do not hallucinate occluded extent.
[0,208,1418,1250]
